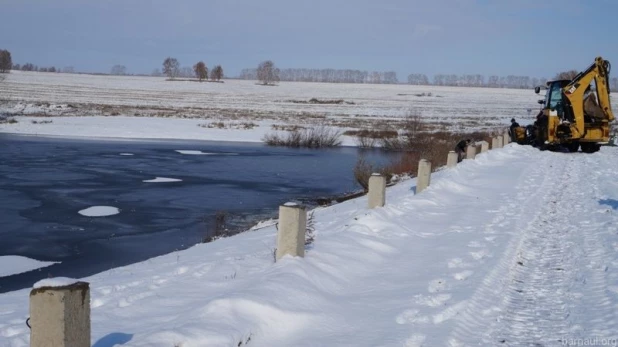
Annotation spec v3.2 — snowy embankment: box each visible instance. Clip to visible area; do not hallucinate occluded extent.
[2,144,618,346]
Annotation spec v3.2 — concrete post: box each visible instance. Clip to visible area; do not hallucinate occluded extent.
[491,137,499,149]
[466,143,477,160]
[276,202,307,260]
[368,173,386,209]
[30,281,90,347]
[503,131,510,144]
[480,141,489,153]
[497,135,504,148]
[416,159,432,194]
[447,151,458,168]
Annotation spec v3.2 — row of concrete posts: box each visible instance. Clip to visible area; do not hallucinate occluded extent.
[273,130,512,260]
[28,130,511,347]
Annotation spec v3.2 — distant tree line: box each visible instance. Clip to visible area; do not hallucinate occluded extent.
[407,73,550,89]
[239,67,399,84]
[110,65,127,75]
[11,63,75,73]
[408,71,618,91]
[160,57,224,81]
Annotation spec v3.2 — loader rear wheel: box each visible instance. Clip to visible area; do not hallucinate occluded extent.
[580,143,600,153]
[566,142,580,153]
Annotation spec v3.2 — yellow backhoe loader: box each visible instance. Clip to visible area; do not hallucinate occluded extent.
[521,57,614,153]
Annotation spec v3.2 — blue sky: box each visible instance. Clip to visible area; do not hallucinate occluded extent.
[0,0,616,80]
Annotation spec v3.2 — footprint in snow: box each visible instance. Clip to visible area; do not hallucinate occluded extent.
[396,309,430,324]
[448,258,472,269]
[415,293,451,307]
[91,297,107,308]
[428,279,449,293]
[404,334,427,347]
[454,270,474,281]
[433,300,468,324]
[117,291,155,308]
[468,241,485,248]
[175,266,189,275]
[470,249,491,260]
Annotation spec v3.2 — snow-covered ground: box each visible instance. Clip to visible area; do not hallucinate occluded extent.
[0,115,285,144]
[2,71,595,143]
[2,143,618,346]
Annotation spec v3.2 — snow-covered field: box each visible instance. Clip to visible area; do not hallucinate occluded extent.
[2,71,598,143]
[2,143,618,346]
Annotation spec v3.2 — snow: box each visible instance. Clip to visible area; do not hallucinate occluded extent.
[78,206,120,217]
[4,71,617,144]
[2,144,618,346]
[0,256,58,277]
[33,277,80,289]
[283,202,300,207]
[175,150,240,156]
[143,177,182,183]
[175,150,217,155]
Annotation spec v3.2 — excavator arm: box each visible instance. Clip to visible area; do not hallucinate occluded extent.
[562,57,614,136]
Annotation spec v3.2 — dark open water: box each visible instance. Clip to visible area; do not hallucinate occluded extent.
[0,134,393,293]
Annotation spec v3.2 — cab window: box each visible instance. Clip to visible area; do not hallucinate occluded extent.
[548,83,563,110]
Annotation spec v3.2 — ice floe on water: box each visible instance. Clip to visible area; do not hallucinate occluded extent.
[175,150,239,155]
[175,150,213,155]
[0,256,59,277]
[142,177,182,183]
[78,206,120,217]
[119,153,134,156]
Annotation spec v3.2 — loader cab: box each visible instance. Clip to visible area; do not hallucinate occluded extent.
[543,80,570,114]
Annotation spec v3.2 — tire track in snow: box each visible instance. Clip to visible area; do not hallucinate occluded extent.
[490,160,578,346]
[445,150,566,346]
[565,154,618,339]
[449,153,618,346]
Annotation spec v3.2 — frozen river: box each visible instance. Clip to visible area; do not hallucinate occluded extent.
[0,134,391,292]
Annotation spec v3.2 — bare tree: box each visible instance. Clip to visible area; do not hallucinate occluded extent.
[22,63,35,71]
[110,65,127,75]
[62,66,75,73]
[211,65,223,81]
[0,49,12,73]
[180,66,193,78]
[162,57,180,79]
[257,60,280,85]
[407,73,429,85]
[554,70,579,80]
[193,61,207,81]
[151,68,162,77]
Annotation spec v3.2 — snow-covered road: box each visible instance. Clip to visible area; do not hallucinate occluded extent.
[450,153,618,346]
[1,144,618,347]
